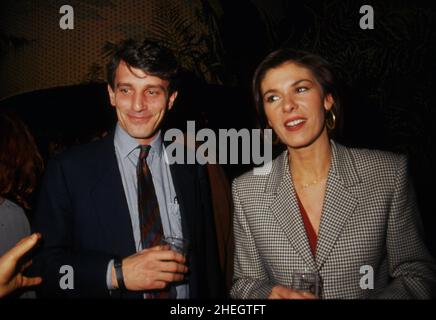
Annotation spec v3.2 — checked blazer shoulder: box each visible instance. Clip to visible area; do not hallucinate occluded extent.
[230,140,436,299]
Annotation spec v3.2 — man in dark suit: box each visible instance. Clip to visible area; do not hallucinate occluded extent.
[33,39,224,298]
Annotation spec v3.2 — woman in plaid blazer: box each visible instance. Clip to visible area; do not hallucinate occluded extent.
[230,49,436,299]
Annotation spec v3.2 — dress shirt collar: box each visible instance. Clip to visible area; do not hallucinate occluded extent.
[114,122,163,160]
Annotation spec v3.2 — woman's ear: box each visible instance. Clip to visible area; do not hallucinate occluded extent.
[324,93,334,111]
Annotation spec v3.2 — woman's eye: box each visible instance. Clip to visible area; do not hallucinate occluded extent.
[119,88,130,94]
[266,95,279,103]
[296,87,308,93]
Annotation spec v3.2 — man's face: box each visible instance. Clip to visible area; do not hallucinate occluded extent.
[108,60,177,144]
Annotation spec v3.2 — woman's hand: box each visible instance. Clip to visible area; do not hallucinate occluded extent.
[0,233,42,298]
[268,285,317,299]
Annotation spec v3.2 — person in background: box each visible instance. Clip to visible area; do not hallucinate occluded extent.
[0,233,42,298]
[0,112,43,254]
[0,111,43,298]
[230,49,436,299]
[206,162,234,295]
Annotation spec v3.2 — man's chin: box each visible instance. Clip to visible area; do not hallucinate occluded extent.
[127,127,160,141]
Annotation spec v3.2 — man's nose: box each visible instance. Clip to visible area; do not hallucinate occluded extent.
[132,92,146,111]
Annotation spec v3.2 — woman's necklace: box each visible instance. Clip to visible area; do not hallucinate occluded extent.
[299,177,327,189]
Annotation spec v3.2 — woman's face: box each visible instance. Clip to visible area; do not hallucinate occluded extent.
[261,62,334,149]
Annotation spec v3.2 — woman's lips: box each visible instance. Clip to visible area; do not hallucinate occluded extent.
[284,117,306,131]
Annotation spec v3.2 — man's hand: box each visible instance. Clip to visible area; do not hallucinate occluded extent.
[268,285,317,300]
[0,233,43,298]
[111,245,188,291]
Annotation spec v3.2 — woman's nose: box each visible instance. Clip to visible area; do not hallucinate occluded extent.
[282,96,297,112]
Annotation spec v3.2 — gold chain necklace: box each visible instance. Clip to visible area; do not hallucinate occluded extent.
[299,177,327,189]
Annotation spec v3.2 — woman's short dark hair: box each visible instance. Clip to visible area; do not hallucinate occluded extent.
[0,112,43,210]
[106,39,180,94]
[253,48,342,137]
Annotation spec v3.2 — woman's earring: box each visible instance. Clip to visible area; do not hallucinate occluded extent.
[326,109,336,130]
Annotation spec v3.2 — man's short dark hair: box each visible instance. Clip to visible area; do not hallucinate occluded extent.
[106,39,179,94]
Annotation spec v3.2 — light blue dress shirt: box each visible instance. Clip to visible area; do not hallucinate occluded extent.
[106,123,188,298]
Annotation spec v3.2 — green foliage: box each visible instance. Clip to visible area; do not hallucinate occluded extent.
[277,1,436,158]
[100,1,227,85]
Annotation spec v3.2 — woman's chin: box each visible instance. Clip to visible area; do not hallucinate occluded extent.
[282,128,328,150]
[282,136,313,149]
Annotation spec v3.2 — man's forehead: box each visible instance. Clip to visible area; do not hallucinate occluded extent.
[115,60,168,85]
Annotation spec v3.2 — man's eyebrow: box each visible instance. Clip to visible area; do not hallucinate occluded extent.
[262,79,314,97]
[116,83,133,88]
[144,85,166,91]
[115,84,167,92]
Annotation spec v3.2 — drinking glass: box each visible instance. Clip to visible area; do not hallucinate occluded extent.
[162,236,190,257]
[290,270,322,298]
[162,236,190,292]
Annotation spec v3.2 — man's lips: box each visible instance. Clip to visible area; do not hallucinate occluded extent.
[127,114,153,122]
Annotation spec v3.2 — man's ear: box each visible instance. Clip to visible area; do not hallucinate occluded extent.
[324,93,334,111]
[107,84,116,107]
[168,91,178,110]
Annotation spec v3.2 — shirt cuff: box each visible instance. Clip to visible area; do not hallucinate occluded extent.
[106,259,116,290]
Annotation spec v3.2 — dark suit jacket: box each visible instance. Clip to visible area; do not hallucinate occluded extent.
[33,131,224,298]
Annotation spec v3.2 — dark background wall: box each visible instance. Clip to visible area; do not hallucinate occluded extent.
[1,0,435,255]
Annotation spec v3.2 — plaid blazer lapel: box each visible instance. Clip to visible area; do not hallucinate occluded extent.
[269,152,318,271]
[316,141,360,270]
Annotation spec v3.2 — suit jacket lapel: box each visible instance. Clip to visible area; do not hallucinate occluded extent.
[268,152,318,271]
[167,162,192,243]
[89,133,136,257]
[168,160,199,296]
[315,141,360,269]
[163,138,193,242]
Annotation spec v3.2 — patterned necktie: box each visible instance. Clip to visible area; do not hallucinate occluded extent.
[137,145,164,249]
[137,145,171,298]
